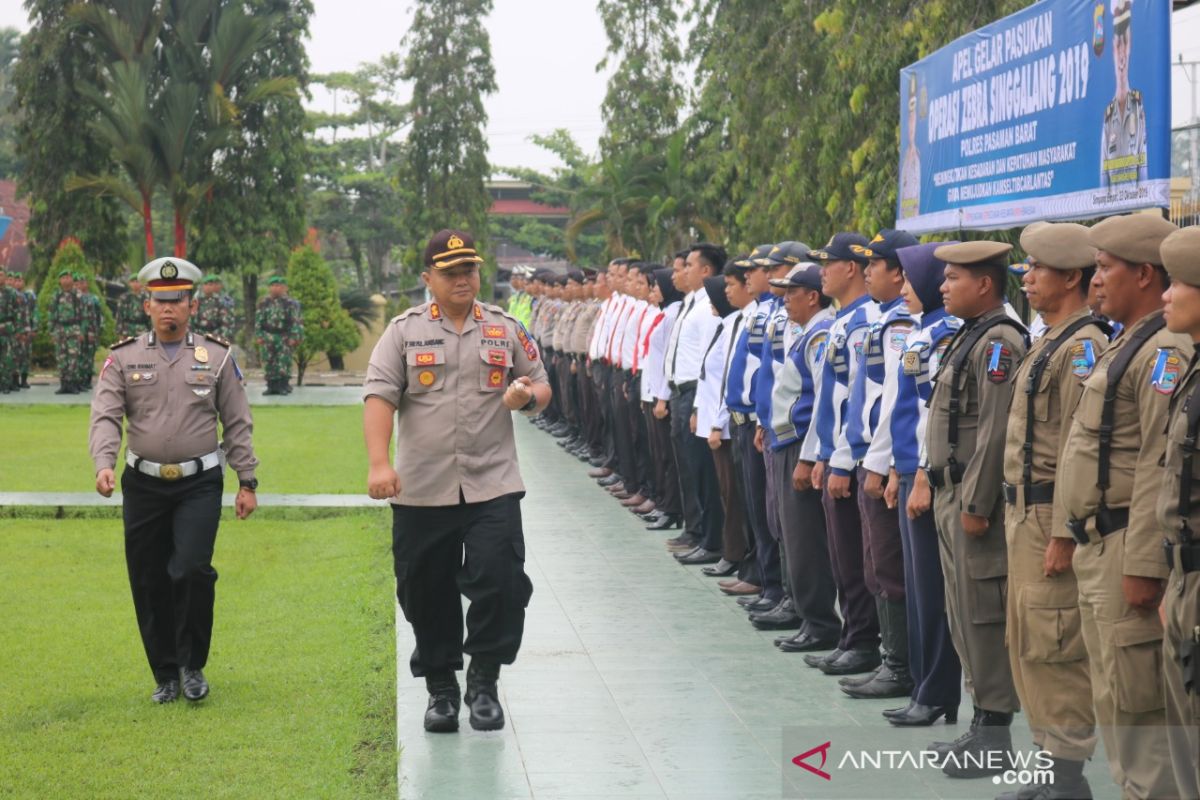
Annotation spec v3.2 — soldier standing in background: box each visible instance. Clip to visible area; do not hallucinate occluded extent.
[114,275,150,340]
[14,272,36,389]
[195,275,236,342]
[256,276,302,396]
[1157,225,1200,800]
[75,273,102,388]
[49,269,84,394]
[0,272,19,393]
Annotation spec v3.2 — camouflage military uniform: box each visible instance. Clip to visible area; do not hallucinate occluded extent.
[194,292,236,341]
[16,288,36,387]
[114,290,150,340]
[255,294,303,392]
[49,288,85,391]
[0,283,19,392]
[77,290,103,387]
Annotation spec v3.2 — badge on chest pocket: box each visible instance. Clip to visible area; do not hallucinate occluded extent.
[407,348,446,393]
[479,346,512,391]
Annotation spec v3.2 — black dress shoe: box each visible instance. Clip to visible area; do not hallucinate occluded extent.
[889,702,957,727]
[819,648,881,675]
[842,665,914,699]
[736,594,763,607]
[778,631,839,653]
[804,648,844,669]
[465,660,505,731]
[749,599,802,630]
[839,665,882,688]
[645,513,681,530]
[676,548,721,565]
[700,559,738,577]
[742,596,775,612]
[589,457,606,468]
[182,668,209,701]
[424,672,462,733]
[151,680,180,704]
[597,474,623,487]
[882,700,916,720]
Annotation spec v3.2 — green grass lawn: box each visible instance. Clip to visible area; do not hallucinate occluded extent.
[0,405,369,494]
[0,512,397,799]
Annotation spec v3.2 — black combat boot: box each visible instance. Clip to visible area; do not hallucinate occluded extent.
[994,757,1092,800]
[843,598,914,698]
[263,380,280,396]
[930,706,982,756]
[464,659,505,731]
[19,372,29,388]
[942,709,1014,778]
[423,671,461,733]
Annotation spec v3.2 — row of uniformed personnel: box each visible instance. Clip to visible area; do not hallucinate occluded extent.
[517,214,1199,800]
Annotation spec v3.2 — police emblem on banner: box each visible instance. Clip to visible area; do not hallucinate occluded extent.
[1151,349,1181,395]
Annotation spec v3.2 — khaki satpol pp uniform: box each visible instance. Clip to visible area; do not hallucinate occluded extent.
[1058,213,1186,800]
[1002,223,1109,763]
[1156,226,1200,800]
[926,240,1027,716]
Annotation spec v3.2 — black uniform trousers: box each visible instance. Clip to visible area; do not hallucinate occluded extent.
[644,401,681,516]
[391,493,534,678]
[668,383,723,550]
[732,420,780,600]
[610,369,638,485]
[821,474,881,652]
[775,440,840,639]
[121,465,223,684]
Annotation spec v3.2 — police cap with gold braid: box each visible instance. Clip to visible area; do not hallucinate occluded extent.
[424,229,485,270]
[137,257,203,301]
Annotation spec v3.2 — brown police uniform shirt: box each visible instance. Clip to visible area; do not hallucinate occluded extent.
[1157,351,1200,548]
[1002,308,1109,533]
[89,330,258,480]
[926,305,1028,516]
[552,301,582,352]
[362,300,549,507]
[1059,310,1192,578]
[570,300,601,356]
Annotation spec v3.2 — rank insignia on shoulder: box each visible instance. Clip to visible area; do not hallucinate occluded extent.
[484,324,506,339]
[986,341,1013,383]
[902,349,922,375]
[429,303,441,320]
[473,304,484,321]
[1070,340,1096,379]
[1151,349,1182,395]
[111,336,136,350]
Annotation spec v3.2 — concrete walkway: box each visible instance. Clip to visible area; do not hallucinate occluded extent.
[393,421,1120,800]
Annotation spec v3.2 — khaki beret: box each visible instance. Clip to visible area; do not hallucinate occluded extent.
[932,240,1013,266]
[1161,227,1200,286]
[1088,213,1178,266]
[1019,222,1097,270]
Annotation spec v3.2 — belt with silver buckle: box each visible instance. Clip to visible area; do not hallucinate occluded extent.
[126,450,222,481]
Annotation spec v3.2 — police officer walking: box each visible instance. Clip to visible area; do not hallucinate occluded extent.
[1158,225,1200,800]
[363,229,549,734]
[925,241,1027,778]
[1058,213,1184,799]
[89,257,258,704]
[999,223,1109,799]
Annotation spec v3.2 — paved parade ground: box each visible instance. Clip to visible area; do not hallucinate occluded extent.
[396,422,1121,800]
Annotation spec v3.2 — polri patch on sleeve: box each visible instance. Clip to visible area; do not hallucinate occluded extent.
[1070,340,1096,379]
[986,341,1013,383]
[1150,348,1182,395]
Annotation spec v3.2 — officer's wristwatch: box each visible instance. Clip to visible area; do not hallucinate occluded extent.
[239,478,258,492]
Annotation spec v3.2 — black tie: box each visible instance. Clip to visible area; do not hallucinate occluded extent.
[671,296,696,377]
[719,314,744,400]
[699,322,725,380]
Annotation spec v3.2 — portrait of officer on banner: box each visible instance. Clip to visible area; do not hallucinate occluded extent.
[1100,0,1148,188]
[899,72,921,219]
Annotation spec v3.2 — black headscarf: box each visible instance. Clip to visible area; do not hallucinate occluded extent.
[652,267,684,307]
[703,275,735,317]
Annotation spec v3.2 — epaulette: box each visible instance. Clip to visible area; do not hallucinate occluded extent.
[202,332,231,348]
[110,336,137,350]
[391,304,426,325]
[1131,89,1142,102]
[1105,101,1115,121]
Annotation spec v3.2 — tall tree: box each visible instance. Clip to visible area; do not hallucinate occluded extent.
[398,0,496,274]
[191,0,312,343]
[13,0,127,284]
[0,28,24,179]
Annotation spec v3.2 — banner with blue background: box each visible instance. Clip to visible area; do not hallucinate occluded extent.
[897,0,1170,234]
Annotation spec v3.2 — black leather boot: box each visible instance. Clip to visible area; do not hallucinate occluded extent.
[994,757,1093,800]
[843,599,913,698]
[464,659,505,731]
[929,706,981,754]
[423,671,461,733]
[942,710,1014,778]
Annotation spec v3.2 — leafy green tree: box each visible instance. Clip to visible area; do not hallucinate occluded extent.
[286,244,360,384]
[13,0,127,284]
[0,27,23,179]
[398,0,496,279]
[192,0,313,344]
